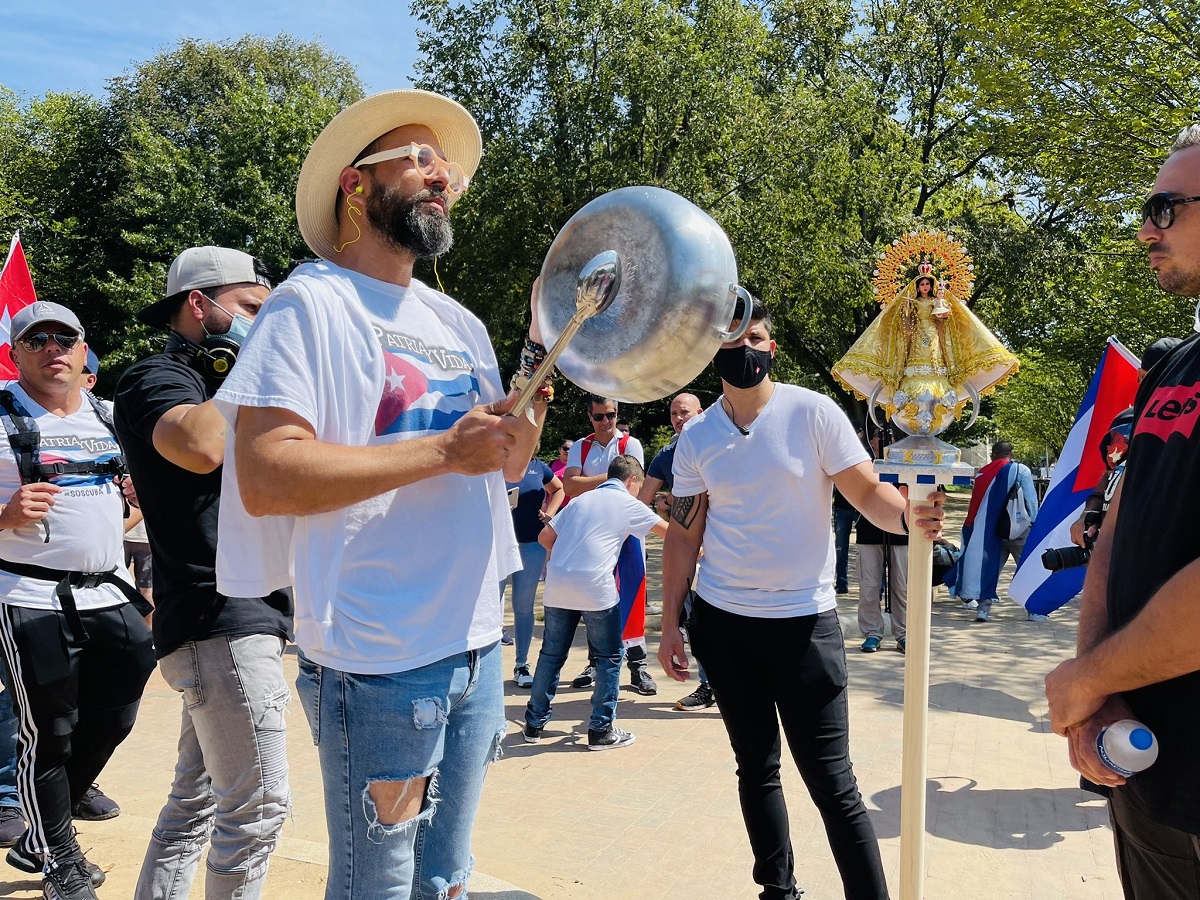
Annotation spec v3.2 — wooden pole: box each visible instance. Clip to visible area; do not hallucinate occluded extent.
[899,483,935,900]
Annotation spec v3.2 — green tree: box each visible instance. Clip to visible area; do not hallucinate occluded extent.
[100,35,364,370]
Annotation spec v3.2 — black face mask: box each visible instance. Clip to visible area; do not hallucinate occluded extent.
[714,345,772,389]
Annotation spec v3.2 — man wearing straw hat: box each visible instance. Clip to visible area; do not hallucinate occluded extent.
[213,91,547,899]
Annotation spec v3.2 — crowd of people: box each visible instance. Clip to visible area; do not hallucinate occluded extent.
[0,87,1194,900]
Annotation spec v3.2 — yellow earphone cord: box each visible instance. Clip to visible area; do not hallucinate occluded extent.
[334,187,364,254]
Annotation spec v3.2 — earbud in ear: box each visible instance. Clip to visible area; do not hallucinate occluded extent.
[354,185,363,194]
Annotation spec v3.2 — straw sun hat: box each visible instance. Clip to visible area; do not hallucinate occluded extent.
[295,90,483,261]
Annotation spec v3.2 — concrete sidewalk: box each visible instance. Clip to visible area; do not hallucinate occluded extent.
[2,492,1122,898]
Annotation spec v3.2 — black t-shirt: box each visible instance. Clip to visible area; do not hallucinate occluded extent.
[113,353,292,659]
[854,515,908,546]
[1107,333,1200,833]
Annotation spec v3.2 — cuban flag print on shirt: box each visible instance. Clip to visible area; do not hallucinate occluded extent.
[374,327,479,438]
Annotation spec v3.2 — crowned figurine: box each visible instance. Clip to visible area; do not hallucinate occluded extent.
[833,231,1018,438]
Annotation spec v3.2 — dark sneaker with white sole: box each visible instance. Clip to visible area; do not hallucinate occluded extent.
[675,682,716,711]
[629,666,657,696]
[571,665,596,689]
[587,725,636,750]
[41,852,99,900]
[71,785,118,822]
[522,722,543,744]
[0,807,25,847]
[7,843,105,888]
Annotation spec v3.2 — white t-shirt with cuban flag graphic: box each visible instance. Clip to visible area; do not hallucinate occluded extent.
[215,261,518,676]
[0,383,133,610]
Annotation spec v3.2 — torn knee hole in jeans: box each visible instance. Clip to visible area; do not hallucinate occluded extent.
[362,769,439,842]
[412,696,449,729]
[430,863,473,900]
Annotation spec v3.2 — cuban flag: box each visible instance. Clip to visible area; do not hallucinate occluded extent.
[375,343,479,437]
[1009,337,1141,615]
[0,232,38,380]
[615,536,647,651]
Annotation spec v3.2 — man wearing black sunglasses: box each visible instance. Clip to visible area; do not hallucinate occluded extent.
[1046,125,1200,899]
[0,301,155,900]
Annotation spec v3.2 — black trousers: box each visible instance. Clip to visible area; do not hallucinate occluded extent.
[1110,789,1200,899]
[691,599,889,900]
[0,602,154,864]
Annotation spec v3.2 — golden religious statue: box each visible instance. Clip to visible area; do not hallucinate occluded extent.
[833,230,1018,436]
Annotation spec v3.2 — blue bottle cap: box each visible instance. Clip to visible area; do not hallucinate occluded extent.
[1130,728,1154,751]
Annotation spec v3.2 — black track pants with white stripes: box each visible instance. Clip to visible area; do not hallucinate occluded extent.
[0,602,154,865]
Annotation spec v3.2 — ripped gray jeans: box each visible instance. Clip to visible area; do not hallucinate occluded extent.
[296,642,506,900]
[136,634,291,900]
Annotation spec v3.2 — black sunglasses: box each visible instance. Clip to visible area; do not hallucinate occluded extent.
[19,332,81,353]
[1141,192,1200,230]
[559,445,571,451]
[591,411,618,422]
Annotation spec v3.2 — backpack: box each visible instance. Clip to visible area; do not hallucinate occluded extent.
[0,389,126,486]
[995,473,1032,541]
[579,432,631,469]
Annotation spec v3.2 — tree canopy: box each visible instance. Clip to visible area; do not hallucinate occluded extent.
[0,8,1196,458]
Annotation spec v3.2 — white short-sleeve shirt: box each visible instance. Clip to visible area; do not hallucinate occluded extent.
[671,384,869,617]
[544,479,662,611]
[564,432,644,478]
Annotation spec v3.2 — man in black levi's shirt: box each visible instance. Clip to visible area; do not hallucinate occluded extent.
[1045,128,1200,899]
[113,247,292,899]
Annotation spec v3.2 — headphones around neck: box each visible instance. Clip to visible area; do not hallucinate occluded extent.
[165,330,239,381]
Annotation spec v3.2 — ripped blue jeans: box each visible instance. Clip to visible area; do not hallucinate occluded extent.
[295,642,505,900]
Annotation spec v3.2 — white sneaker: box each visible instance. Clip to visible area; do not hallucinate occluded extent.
[1027,612,1050,622]
[959,599,978,610]
[513,665,533,688]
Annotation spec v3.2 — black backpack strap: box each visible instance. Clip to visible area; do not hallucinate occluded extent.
[0,389,42,485]
[0,556,153,643]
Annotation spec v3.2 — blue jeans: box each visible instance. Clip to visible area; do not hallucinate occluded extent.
[526,604,623,734]
[0,651,16,808]
[498,541,546,668]
[135,635,291,900]
[296,643,505,900]
[833,507,859,593]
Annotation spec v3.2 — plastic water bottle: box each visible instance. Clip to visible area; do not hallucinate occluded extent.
[1096,720,1159,776]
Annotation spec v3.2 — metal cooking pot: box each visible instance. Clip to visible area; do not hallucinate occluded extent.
[537,186,752,403]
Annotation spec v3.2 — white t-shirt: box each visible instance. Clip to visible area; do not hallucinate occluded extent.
[0,384,132,610]
[214,261,518,675]
[545,479,662,611]
[565,432,644,478]
[671,384,869,618]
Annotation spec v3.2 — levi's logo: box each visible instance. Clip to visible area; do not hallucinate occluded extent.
[1137,381,1200,441]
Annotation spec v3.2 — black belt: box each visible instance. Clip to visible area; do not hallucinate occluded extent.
[0,557,152,642]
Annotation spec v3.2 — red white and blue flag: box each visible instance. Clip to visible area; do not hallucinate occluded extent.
[0,232,39,380]
[1009,337,1141,615]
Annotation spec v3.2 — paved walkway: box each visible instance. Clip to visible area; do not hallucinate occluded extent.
[2,492,1122,898]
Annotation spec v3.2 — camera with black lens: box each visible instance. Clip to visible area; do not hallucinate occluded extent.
[1042,534,1093,572]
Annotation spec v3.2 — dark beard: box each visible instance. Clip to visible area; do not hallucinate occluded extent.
[366,185,454,259]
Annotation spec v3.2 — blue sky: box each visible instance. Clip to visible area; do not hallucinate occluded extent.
[0,2,424,99]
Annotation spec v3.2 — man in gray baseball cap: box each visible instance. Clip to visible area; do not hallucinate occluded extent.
[10,300,85,344]
[113,247,291,900]
[0,300,154,899]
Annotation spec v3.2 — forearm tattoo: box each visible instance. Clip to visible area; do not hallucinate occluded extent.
[670,494,700,529]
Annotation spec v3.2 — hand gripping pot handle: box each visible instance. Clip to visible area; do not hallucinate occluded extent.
[715,285,756,343]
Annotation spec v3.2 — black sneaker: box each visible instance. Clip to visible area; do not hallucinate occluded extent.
[587,725,636,751]
[42,852,99,900]
[8,844,104,888]
[571,665,596,689]
[629,666,657,696]
[675,682,715,711]
[522,722,543,744]
[512,665,533,688]
[0,807,25,847]
[72,785,118,822]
